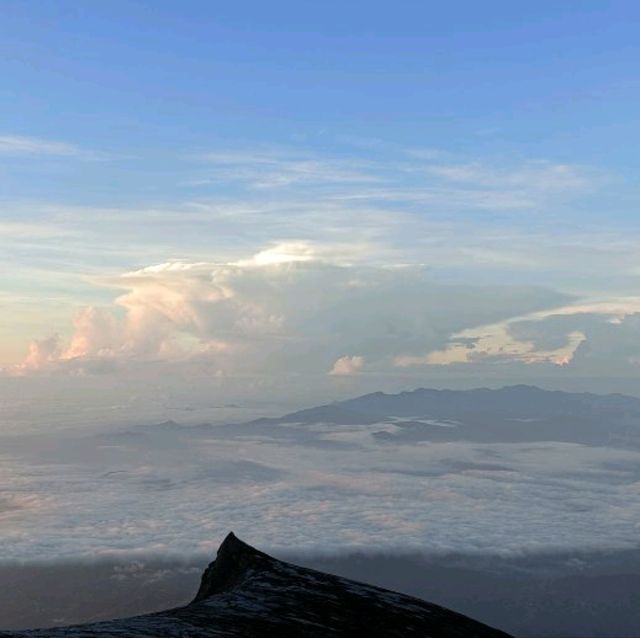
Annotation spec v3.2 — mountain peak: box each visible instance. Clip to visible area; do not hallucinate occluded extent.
[192,532,272,602]
[0,533,514,637]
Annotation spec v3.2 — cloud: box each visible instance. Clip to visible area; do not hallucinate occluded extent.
[0,141,628,380]
[13,246,568,378]
[235,242,318,266]
[424,160,594,194]
[2,415,640,560]
[396,297,640,371]
[0,222,81,239]
[329,355,364,376]
[17,334,61,373]
[10,242,640,386]
[186,147,597,214]
[191,149,381,190]
[0,135,85,157]
[509,310,640,373]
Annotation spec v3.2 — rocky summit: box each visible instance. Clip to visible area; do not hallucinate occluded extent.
[0,533,514,637]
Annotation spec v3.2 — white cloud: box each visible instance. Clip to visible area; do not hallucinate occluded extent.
[235,242,318,266]
[329,355,364,376]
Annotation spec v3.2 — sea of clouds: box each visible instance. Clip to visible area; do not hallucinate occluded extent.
[1,393,639,562]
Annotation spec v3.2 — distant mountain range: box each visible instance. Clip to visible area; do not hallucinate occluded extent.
[246,384,640,447]
[0,533,512,637]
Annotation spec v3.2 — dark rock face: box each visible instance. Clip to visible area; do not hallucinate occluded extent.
[0,533,514,637]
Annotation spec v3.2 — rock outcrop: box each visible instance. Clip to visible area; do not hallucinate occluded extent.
[0,533,514,637]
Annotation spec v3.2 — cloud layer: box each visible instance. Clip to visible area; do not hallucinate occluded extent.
[1,409,639,561]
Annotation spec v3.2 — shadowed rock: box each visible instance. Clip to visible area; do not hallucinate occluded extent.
[0,533,514,637]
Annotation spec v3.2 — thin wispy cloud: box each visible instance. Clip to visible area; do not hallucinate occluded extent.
[187,147,596,209]
[0,135,85,157]
[190,149,383,189]
[423,160,595,193]
[0,134,116,160]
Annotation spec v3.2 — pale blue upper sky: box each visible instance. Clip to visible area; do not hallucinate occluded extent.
[1,1,640,396]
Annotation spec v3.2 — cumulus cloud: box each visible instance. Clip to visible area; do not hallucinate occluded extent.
[14,246,568,379]
[329,356,364,376]
[17,334,61,372]
[14,245,640,387]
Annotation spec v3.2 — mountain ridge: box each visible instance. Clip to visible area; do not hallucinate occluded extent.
[0,532,514,637]
[238,385,640,448]
[277,384,640,421]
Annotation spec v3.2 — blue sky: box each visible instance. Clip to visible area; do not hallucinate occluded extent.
[1,1,640,398]
[3,1,640,208]
[4,2,640,182]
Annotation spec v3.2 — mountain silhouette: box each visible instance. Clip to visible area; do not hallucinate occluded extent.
[246,385,640,447]
[0,532,513,637]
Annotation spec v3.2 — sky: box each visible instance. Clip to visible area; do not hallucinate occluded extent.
[2,1,640,409]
